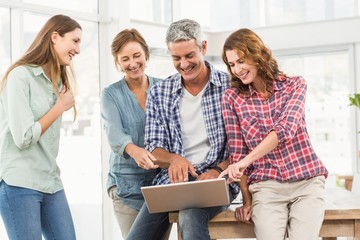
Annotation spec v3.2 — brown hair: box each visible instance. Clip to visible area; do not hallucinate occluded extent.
[0,14,81,118]
[222,28,283,95]
[111,28,150,71]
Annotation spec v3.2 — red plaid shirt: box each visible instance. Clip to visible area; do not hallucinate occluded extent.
[222,75,328,185]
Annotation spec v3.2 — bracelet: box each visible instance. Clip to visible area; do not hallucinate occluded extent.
[212,166,223,174]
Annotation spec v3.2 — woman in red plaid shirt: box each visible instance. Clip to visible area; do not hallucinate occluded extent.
[219,28,328,240]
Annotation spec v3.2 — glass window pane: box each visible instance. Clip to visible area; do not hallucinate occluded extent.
[333,0,356,18]
[174,0,210,27]
[59,19,102,240]
[304,0,325,22]
[130,0,154,22]
[277,51,353,175]
[240,0,357,28]
[266,0,285,26]
[0,8,11,240]
[239,0,262,28]
[22,13,102,239]
[130,0,172,24]
[147,50,177,79]
[0,8,11,77]
[23,13,48,52]
[23,0,98,14]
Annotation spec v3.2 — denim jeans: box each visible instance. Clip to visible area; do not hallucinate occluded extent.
[0,181,76,240]
[126,192,232,240]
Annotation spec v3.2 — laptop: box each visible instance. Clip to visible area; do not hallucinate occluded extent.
[141,178,230,213]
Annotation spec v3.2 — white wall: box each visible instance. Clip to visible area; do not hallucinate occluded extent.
[207,17,360,55]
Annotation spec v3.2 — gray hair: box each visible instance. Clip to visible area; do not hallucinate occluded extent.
[165,19,203,47]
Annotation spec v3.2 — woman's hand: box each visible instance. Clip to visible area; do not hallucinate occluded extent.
[234,204,252,224]
[218,160,250,183]
[57,87,75,112]
[126,144,159,170]
[39,87,75,135]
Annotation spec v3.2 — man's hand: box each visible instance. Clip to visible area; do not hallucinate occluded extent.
[197,169,219,180]
[168,155,198,183]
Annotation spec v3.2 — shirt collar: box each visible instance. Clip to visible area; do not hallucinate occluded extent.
[247,74,287,96]
[27,65,53,83]
[206,61,224,87]
[172,61,224,93]
[121,75,156,94]
[29,65,45,77]
[273,74,287,91]
[27,65,63,91]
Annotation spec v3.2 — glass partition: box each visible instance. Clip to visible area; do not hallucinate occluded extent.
[23,0,98,14]
[130,0,172,24]
[277,51,353,175]
[239,0,358,28]
[0,8,11,240]
[0,8,11,76]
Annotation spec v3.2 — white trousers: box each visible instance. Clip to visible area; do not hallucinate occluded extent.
[249,176,326,240]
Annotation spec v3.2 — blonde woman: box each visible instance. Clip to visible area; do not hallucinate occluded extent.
[100,29,161,238]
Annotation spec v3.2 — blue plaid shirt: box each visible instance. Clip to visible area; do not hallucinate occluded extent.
[145,61,239,198]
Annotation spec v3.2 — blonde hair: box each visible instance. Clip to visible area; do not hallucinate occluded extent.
[111,28,150,71]
[0,14,81,118]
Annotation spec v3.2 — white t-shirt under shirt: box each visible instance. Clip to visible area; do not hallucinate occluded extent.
[179,84,210,165]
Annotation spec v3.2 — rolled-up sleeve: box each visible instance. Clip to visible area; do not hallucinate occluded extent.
[273,76,307,146]
[144,87,169,152]
[100,89,132,158]
[6,67,42,149]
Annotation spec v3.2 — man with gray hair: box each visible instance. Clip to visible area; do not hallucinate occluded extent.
[126,18,242,240]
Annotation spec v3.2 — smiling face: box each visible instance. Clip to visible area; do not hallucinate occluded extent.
[225,49,260,86]
[52,28,82,65]
[168,39,208,84]
[116,41,147,80]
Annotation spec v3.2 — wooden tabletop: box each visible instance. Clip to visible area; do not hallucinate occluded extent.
[169,187,360,223]
[324,187,360,220]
